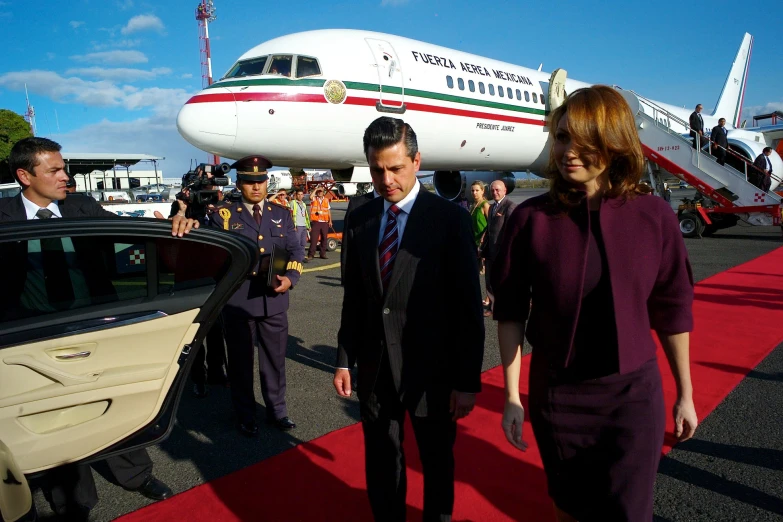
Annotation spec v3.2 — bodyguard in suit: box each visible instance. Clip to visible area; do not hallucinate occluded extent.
[711,118,729,165]
[334,117,484,522]
[209,155,305,435]
[1,137,197,518]
[689,103,705,149]
[340,189,376,285]
[480,180,516,316]
[753,147,775,192]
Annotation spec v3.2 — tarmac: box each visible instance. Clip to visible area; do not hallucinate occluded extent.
[32,188,783,521]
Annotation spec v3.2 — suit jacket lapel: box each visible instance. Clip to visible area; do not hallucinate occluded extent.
[1,195,26,221]
[361,202,383,301]
[384,192,433,299]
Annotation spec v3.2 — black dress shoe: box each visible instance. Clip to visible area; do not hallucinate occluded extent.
[268,416,296,431]
[192,383,208,398]
[237,420,259,437]
[134,476,172,501]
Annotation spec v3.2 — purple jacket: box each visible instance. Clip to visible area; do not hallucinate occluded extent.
[492,193,694,374]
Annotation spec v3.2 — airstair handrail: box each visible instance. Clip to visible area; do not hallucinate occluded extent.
[621,88,780,193]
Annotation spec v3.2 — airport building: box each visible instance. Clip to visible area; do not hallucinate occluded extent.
[62,153,165,192]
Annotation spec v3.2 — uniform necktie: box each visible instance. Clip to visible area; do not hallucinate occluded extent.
[253,204,262,225]
[36,208,75,309]
[379,205,401,292]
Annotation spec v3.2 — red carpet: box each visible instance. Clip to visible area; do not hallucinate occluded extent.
[119,247,783,522]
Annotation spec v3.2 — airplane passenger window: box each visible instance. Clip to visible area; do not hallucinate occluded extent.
[447,76,454,89]
[489,84,495,96]
[295,56,321,78]
[224,56,268,79]
[479,82,485,94]
[516,89,521,100]
[498,85,504,98]
[524,91,530,102]
[458,78,465,90]
[507,87,512,99]
[532,92,538,103]
[268,55,293,77]
[541,95,546,105]
[469,80,475,92]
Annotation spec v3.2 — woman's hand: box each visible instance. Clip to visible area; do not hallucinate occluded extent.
[673,396,698,442]
[501,398,529,451]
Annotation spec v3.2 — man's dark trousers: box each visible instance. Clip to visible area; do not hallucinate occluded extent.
[361,356,456,522]
[191,314,227,385]
[308,221,329,257]
[224,312,289,422]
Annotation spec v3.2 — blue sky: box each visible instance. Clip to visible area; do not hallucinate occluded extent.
[1,0,780,174]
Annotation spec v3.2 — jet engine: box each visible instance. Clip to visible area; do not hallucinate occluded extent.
[337,183,358,197]
[432,171,516,201]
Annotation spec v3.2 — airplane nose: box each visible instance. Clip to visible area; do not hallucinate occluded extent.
[177,87,237,157]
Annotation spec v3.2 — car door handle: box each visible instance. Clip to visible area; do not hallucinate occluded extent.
[3,355,101,386]
[55,351,92,361]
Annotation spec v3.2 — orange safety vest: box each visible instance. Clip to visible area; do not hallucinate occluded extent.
[310,197,331,222]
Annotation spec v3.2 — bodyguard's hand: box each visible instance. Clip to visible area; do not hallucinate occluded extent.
[450,390,476,421]
[154,211,200,237]
[673,396,698,442]
[273,275,292,293]
[501,398,529,451]
[333,369,352,397]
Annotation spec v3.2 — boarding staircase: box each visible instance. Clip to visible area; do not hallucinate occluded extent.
[616,88,781,228]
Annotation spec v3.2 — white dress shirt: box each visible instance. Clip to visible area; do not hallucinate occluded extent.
[378,181,421,246]
[21,192,62,219]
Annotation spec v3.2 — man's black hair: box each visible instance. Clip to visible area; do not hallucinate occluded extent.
[9,137,62,184]
[362,116,418,160]
[763,146,772,154]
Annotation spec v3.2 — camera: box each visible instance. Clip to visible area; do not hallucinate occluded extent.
[179,162,231,215]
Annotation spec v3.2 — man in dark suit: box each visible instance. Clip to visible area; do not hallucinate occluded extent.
[340,189,376,285]
[1,137,199,519]
[334,117,484,522]
[480,180,516,317]
[689,104,705,149]
[753,147,775,192]
[711,118,729,166]
[209,155,305,435]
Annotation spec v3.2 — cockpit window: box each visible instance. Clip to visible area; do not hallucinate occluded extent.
[296,56,321,78]
[224,56,268,79]
[268,55,293,77]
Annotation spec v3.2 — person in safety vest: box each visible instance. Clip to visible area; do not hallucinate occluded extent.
[308,186,332,259]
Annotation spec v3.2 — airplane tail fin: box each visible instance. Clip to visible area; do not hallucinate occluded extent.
[712,33,753,127]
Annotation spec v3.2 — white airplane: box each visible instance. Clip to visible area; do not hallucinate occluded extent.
[177,29,782,199]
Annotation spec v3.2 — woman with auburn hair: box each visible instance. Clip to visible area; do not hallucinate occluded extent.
[492,85,698,521]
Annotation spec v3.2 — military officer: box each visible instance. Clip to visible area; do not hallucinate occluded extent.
[209,155,305,435]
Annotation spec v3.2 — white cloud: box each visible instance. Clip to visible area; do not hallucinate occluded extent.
[46,52,56,60]
[91,38,141,51]
[117,0,134,9]
[121,14,165,35]
[64,67,172,82]
[70,50,148,65]
[744,101,783,119]
[380,0,410,5]
[180,73,193,79]
[69,21,85,29]
[0,70,188,118]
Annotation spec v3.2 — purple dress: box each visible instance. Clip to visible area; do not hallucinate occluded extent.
[493,195,692,521]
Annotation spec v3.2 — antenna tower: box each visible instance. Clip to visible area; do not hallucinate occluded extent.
[196,0,220,164]
[24,84,37,136]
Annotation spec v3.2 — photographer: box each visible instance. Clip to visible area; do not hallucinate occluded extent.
[171,165,230,397]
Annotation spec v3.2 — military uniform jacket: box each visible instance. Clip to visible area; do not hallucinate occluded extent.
[209,199,305,318]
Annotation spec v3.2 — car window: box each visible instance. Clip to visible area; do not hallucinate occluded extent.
[0,235,230,324]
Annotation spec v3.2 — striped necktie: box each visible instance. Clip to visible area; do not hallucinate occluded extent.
[379,205,402,292]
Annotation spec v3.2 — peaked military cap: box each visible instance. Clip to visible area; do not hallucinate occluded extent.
[231,155,273,182]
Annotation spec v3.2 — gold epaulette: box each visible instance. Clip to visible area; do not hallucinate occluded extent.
[286,260,304,274]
